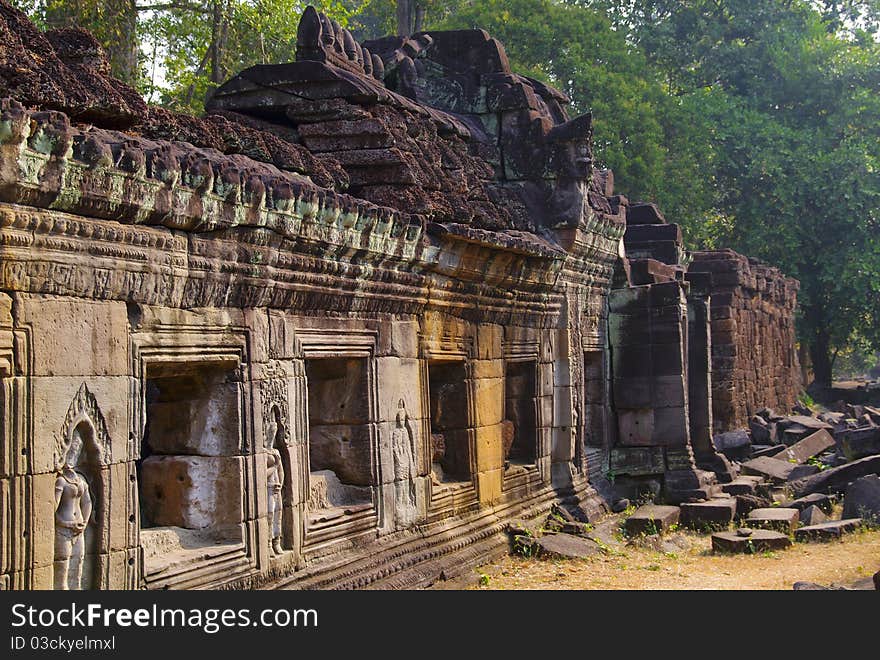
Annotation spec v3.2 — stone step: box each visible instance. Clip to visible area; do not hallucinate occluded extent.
[794,519,863,542]
[680,498,737,531]
[712,528,792,554]
[623,505,680,537]
[746,507,800,534]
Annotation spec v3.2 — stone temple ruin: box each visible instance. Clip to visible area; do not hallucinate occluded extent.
[0,3,806,590]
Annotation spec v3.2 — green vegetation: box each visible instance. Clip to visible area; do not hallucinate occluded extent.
[9,1,880,383]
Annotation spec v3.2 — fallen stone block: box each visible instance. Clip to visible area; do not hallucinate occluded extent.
[785,492,837,514]
[713,429,752,461]
[735,493,773,516]
[795,519,863,542]
[741,455,797,483]
[664,486,723,504]
[837,427,880,462]
[774,430,835,465]
[623,505,680,536]
[787,464,820,481]
[752,444,786,458]
[841,474,880,523]
[785,415,833,432]
[721,475,763,496]
[798,505,828,526]
[534,534,602,559]
[747,508,799,534]
[712,529,792,553]
[750,416,772,445]
[793,581,833,590]
[680,498,737,531]
[788,454,880,497]
[506,519,540,538]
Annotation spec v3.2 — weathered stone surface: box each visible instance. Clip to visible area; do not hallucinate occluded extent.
[623,505,680,536]
[746,508,799,534]
[798,505,827,526]
[837,427,880,462]
[712,529,792,553]
[785,492,837,514]
[841,475,880,523]
[680,498,737,530]
[787,464,820,481]
[752,444,786,458]
[741,456,797,483]
[788,455,880,497]
[721,475,763,496]
[735,493,773,516]
[0,5,146,126]
[713,429,752,461]
[534,534,602,559]
[15,295,130,377]
[774,430,835,465]
[139,455,244,531]
[795,519,863,542]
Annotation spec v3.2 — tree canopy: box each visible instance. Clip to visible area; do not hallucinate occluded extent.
[9,0,880,385]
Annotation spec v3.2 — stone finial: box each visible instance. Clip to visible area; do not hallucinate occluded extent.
[296,5,323,54]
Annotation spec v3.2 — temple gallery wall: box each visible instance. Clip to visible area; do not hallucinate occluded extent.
[0,3,800,590]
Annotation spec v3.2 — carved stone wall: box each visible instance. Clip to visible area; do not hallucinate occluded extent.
[0,1,799,590]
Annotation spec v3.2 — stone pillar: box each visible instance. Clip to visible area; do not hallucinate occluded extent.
[685,273,713,457]
[473,324,503,505]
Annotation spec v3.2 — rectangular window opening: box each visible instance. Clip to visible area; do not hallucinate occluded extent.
[428,360,472,484]
[304,357,374,523]
[504,360,538,469]
[137,363,245,578]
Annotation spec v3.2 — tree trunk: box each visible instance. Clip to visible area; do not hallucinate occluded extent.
[809,330,833,388]
[210,1,223,85]
[106,0,138,84]
[414,4,426,33]
[397,0,414,36]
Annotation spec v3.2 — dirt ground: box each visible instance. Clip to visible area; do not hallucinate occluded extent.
[466,520,880,591]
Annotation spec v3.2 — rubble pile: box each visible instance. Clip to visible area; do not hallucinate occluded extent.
[616,403,880,587]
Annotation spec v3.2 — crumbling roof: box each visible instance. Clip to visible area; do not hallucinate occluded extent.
[0,1,622,247]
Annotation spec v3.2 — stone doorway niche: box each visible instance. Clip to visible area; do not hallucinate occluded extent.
[427,360,472,485]
[583,350,606,448]
[137,362,245,578]
[304,357,374,528]
[503,360,538,469]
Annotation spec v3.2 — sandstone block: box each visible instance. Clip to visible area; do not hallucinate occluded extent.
[623,505,680,536]
[15,294,129,377]
[680,498,737,530]
[712,529,791,553]
[746,508,799,534]
[795,519,862,542]
[139,455,244,530]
